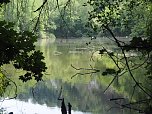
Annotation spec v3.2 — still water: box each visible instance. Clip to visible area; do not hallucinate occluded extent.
[1,99,90,114]
[1,38,137,114]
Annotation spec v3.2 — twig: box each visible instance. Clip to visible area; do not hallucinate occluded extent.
[71,64,99,71]
[103,76,117,93]
[33,0,47,12]
[130,84,136,102]
[71,71,99,79]
[58,86,63,100]
[0,69,17,102]
[124,98,151,106]
[114,102,144,112]
[104,25,152,98]
[71,64,100,79]
[102,46,121,70]
[33,8,43,31]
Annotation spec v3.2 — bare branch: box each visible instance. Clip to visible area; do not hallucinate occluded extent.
[71,64,100,79]
[103,25,152,98]
[33,8,43,31]
[34,0,47,12]
[103,76,117,93]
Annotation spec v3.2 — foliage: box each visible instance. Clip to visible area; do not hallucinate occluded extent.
[0,72,10,96]
[0,20,47,82]
[0,0,152,113]
[53,0,89,38]
[2,0,151,38]
[86,0,152,37]
[0,0,10,5]
[2,0,90,38]
[86,0,152,113]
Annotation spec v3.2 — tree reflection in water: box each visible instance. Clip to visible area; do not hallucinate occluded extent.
[2,39,140,114]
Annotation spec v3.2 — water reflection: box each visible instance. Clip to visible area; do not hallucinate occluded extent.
[2,38,137,114]
[1,99,90,114]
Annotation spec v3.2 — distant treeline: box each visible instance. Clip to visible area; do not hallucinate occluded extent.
[1,0,147,38]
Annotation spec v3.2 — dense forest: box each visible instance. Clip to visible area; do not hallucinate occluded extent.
[1,0,148,38]
[0,0,152,114]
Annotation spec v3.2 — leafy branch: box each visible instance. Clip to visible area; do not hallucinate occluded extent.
[103,25,152,98]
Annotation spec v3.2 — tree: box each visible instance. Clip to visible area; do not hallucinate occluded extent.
[86,0,152,113]
[0,1,47,83]
[1,0,152,113]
